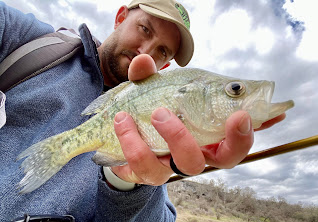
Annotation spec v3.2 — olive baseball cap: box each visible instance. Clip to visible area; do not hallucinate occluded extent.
[128,0,194,67]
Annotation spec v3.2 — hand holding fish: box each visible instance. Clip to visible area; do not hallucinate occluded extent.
[17,54,293,193]
[111,55,284,185]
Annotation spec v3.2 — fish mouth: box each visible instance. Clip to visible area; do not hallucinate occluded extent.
[268,100,295,120]
[243,81,294,129]
[265,82,294,120]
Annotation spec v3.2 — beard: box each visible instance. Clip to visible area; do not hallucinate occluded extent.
[106,52,128,83]
[104,48,137,84]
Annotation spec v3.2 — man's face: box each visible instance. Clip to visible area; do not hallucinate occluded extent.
[98,7,181,87]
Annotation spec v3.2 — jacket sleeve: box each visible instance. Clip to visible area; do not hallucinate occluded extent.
[95,168,177,222]
[0,1,54,63]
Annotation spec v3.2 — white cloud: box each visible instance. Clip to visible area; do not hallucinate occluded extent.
[185,0,215,68]
[253,27,275,54]
[296,31,318,61]
[210,9,276,56]
[190,6,276,71]
[211,9,252,55]
[295,160,318,176]
[283,0,318,61]
[71,0,125,13]
[297,81,317,103]
[58,0,68,8]
[246,159,279,176]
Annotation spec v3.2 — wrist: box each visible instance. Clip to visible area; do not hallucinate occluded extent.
[103,167,137,191]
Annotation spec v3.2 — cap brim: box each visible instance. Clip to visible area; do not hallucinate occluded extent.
[139,4,194,67]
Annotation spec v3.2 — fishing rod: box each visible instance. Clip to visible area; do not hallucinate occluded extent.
[166,134,318,183]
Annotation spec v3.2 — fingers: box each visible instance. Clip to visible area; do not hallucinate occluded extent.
[113,109,255,185]
[151,108,206,176]
[112,111,171,185]
[113,107,206,186]
[255,113,286,131]
[201,110,254,169]
[128,54,157,81]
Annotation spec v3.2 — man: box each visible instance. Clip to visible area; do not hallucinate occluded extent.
[0,0,284,221]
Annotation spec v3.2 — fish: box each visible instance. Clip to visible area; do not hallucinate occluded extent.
[17,68,294,193]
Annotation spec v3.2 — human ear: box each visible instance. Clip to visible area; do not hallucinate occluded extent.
[114,6,129,29]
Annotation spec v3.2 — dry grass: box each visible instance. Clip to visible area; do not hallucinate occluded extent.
[175,207,246,222]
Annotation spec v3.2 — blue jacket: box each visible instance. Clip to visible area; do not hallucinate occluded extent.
[0,2,176,221]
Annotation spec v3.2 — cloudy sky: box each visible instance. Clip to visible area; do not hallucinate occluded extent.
[3,0,318,205]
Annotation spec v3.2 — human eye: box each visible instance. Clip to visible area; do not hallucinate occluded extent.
[158,47,168,60]
[141,25,150,35]
[159,47,167,58]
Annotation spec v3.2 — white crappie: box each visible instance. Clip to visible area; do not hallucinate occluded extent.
[17,68,294,193]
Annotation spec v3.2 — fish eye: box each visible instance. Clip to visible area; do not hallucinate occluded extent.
[225,82,246,97]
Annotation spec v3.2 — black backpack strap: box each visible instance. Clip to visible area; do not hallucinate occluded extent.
[0,30,83,92]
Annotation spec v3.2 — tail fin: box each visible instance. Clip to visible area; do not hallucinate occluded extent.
[17,135,69,194]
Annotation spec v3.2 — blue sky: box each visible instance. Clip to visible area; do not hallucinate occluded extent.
[3,0,318,205]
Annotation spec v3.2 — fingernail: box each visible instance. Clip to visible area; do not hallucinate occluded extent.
[238,113,251,134]
[152,108,171,122]
[115,112,127,124]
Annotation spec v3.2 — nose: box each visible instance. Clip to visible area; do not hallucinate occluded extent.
[137,41,163,70]
[137,41,155,56]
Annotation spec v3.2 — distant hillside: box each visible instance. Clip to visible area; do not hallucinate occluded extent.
[167,180,318,222]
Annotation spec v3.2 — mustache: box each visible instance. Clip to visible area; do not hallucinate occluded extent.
[121,50,138,61]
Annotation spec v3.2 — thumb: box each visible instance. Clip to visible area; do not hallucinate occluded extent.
[128,54,157,81]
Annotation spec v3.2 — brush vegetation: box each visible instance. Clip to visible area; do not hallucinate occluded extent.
[167,179,318,222]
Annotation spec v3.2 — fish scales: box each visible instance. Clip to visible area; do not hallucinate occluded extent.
[16,68,294,193]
